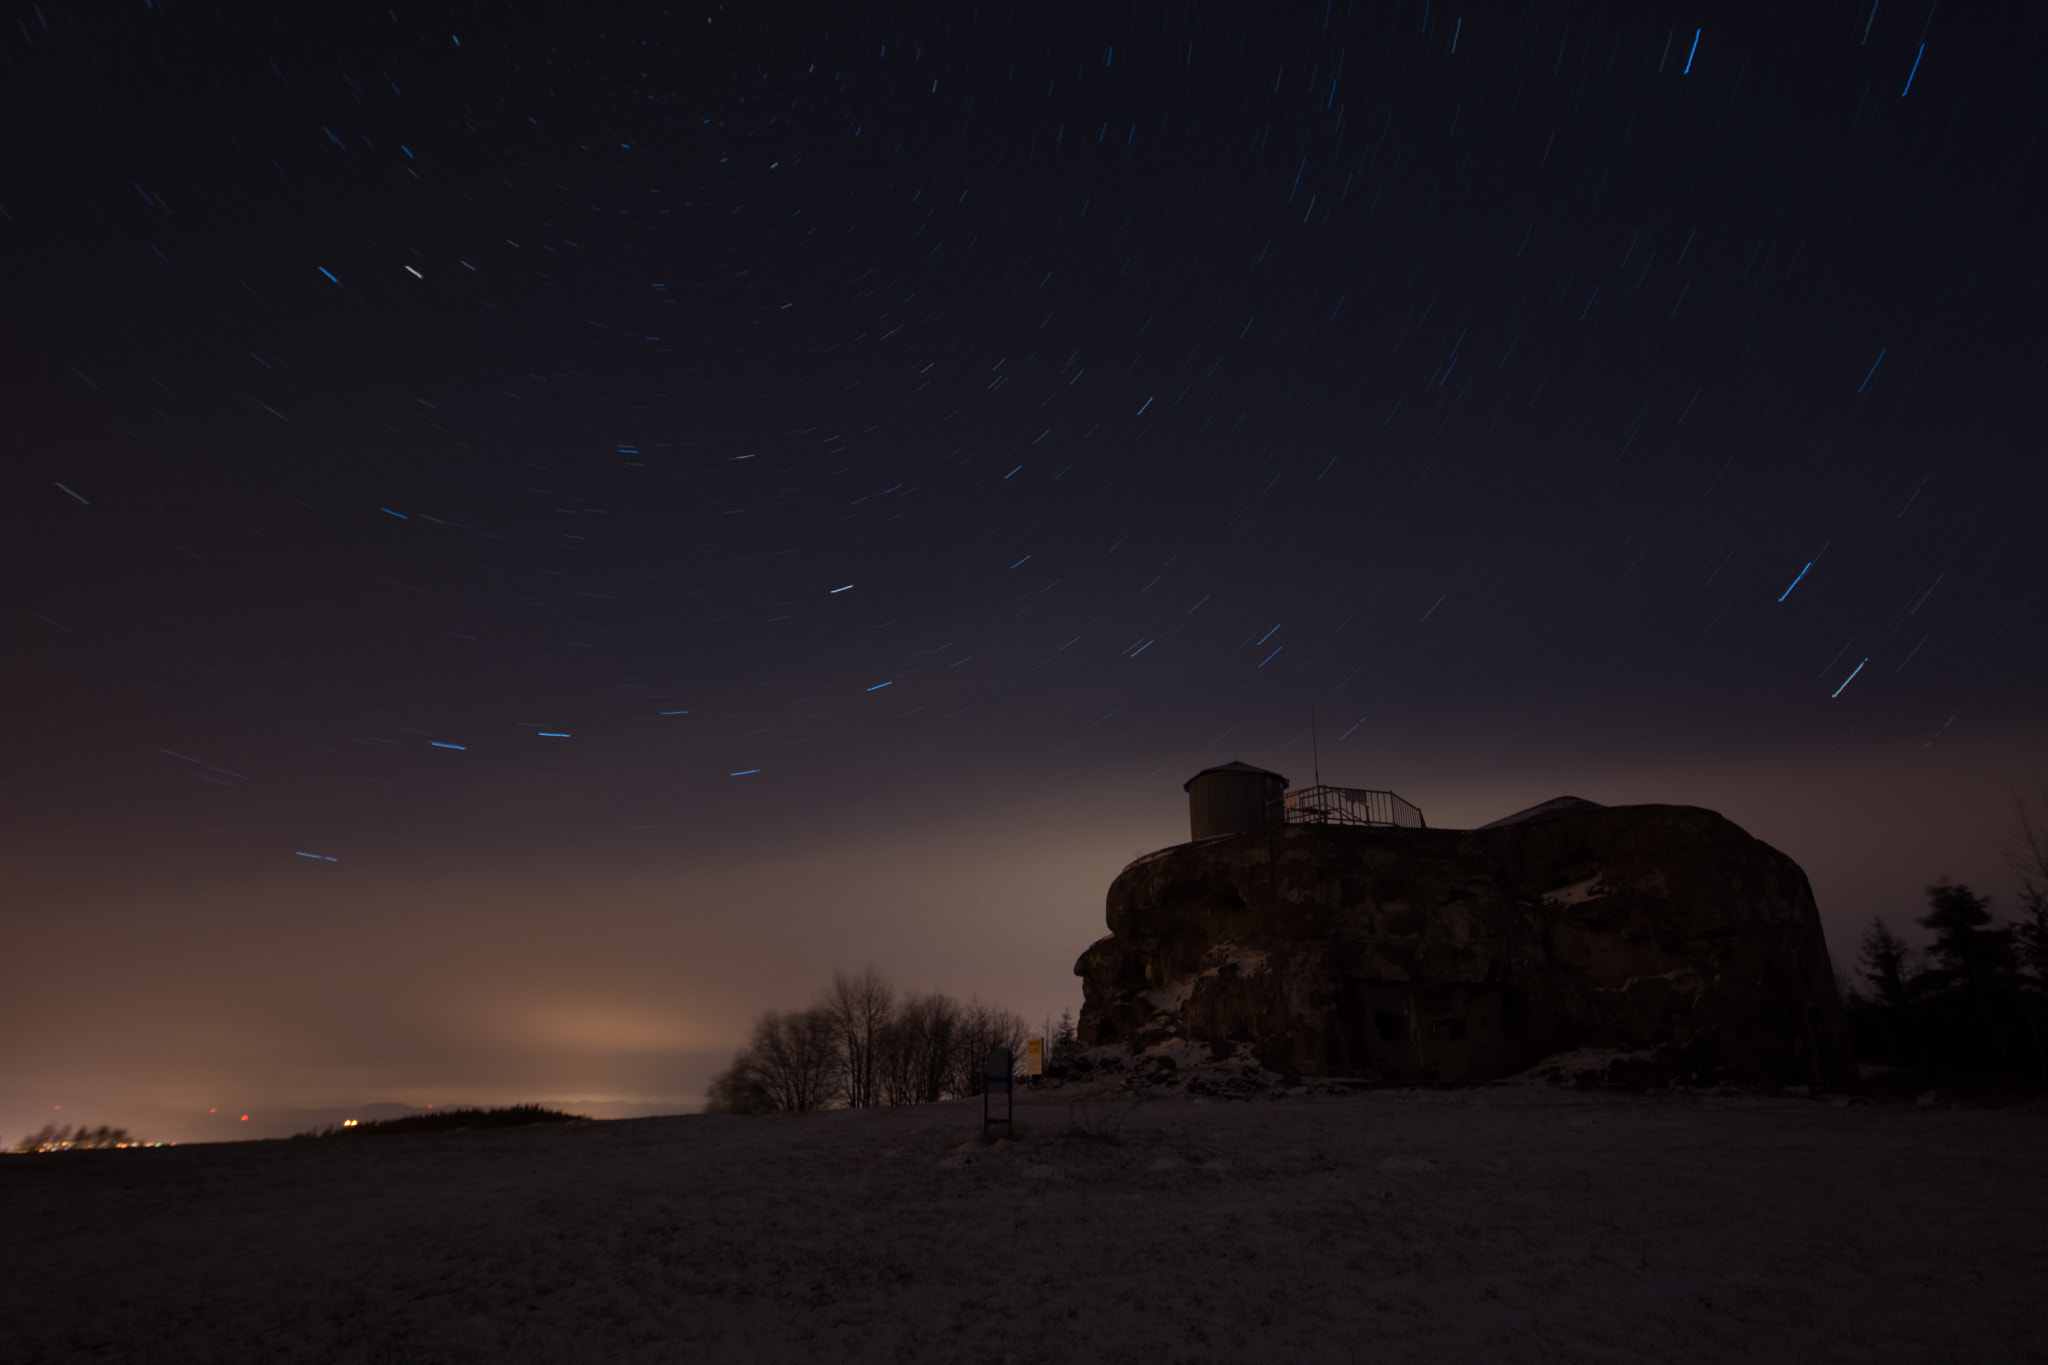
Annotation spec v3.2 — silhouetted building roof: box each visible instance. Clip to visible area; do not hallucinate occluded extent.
[1182,760,1290,792]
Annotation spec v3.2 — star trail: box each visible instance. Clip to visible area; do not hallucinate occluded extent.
[3,0,2043,1137]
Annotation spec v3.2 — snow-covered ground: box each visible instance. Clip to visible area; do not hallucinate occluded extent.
[3,1083,2043,1363]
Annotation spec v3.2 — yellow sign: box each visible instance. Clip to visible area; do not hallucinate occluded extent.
[1024,1036,1045,1075]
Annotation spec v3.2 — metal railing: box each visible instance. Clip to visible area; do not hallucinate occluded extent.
[1280,785,1426,829]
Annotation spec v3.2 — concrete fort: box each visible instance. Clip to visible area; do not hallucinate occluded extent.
[1075,770,1857,1088]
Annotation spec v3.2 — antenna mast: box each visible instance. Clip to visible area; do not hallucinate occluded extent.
[1310,705,1321,787]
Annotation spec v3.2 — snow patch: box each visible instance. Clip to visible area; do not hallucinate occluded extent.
[1199,945,1271,978]
[1542,874,1612,907]
[1477,794,1604,828]
[1142,978,1195,1012]
[1136,1036,1212,1066]
[1503,1047,1663,1088]
[1600,967,1706,996]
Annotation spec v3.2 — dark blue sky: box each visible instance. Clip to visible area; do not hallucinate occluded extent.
[5,0,2043,1138]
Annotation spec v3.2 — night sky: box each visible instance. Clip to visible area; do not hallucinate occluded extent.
[6,1,2045,1143]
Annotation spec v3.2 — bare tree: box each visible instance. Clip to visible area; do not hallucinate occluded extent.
[880,991,963,1105]
[702,1053,776,1114]
[708,973,1032,1114]
[741,1008,841,1112]
[820,966,894,1109]
[948,997,1028,1098]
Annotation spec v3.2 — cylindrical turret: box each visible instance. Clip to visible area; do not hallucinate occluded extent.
[1183,762,1290,840]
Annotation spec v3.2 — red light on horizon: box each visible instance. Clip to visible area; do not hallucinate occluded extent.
[240,1114,249,1122]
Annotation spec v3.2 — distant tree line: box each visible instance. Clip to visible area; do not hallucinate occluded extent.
[293,1105,582,1139]
[1844,790,2048,1088]
[704,968,1038,1113]
[6,1124,140,1154]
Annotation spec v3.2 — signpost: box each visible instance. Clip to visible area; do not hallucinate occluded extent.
[1024,1036,1045,1076]
[983,1046,1013,1136]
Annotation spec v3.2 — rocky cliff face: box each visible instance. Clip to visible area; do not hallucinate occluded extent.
[1074,799,1856,1088]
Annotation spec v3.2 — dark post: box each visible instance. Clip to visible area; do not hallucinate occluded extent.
[982,1046,1013,1137]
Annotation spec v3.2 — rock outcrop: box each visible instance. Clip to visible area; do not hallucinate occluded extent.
[1074,798,1856,1088]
